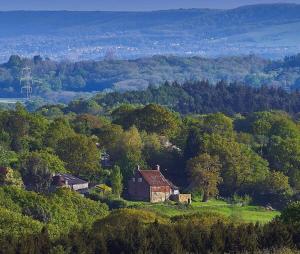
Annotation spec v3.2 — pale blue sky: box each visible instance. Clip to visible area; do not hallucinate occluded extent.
[1,0,300,11]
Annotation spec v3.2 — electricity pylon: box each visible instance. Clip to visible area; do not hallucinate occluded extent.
[20,67,44,100]
[20,67,33,100]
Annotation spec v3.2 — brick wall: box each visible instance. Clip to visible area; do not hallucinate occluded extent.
[128,171,150,201]
[170,194,192,204]
[150,186,171,203]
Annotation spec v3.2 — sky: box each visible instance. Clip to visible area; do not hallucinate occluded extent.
[0,0,300,11]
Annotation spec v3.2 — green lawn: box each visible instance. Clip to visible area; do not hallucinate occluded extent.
[127,200,280,224]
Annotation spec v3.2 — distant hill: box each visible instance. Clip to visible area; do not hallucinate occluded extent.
[1,4,300,61]
[1,53,300,102]
[0,54,270,99]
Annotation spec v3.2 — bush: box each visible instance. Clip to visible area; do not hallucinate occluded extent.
[22,204,51,223]
[86,192,128,210]
[280,201,300,225]
[230,194,253,206]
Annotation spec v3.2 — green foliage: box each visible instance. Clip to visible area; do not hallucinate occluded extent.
[67,99,102,115]
[187,153,222,202]
[0,167,23,188]
[37,150,67,173]
[56,134,101,180]
[280,202,300,225]
[114,126,144,182]
[265,171,293,197]
[0,186,108,238]
[71,114,104,135]
[0,145,17,167]
[20,151,53,193]
[231,194,253,206]
[110,165,123,198]
[0,206,43,237]
[99,81,300,116]
[113,104,181,137]
[44,118,75,149]
[202,134,270,195]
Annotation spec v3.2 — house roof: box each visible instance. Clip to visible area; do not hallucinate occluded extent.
[138,169,171,187]
[52,174,88,186]
[166,179,179,190]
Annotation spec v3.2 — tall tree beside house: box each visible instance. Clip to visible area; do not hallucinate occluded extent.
[187,153,222,202]
[56,134,101,180]
[115,126,144,183]
[20,152,53,193]
[110,165,123,198]
[37,150,67,174]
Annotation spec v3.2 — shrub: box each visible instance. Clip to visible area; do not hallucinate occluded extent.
[230,193,253,206]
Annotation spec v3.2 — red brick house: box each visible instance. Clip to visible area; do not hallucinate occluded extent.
[128,165,179,203]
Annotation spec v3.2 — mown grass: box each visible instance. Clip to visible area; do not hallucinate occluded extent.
[126,199,280,224]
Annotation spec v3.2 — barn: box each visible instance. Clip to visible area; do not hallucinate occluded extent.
[128,165,178,203]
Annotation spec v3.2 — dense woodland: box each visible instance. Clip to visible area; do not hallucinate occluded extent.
[1,53,300,101]
[0,85,300,252]
[97,80,300,115]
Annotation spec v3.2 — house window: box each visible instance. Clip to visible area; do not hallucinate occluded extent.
[138,178,142,183]
[132,178,136,182]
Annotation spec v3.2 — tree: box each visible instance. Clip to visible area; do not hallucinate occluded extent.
[67,99,101,115]
[280,201,300,225]
[110,165,123,198]
[95,123,124,153]
[265,171,293,197]
[56,134,101,180]
[266,136,300,190]
[0,167,23,188]
[202,113,234,138]
[20,152,53,193]
[113,104,181,137]
[38,150,67,173]
[0,105,30,152]
[202,134,270,195]
[44,118,75,149]
[186,153,222,202]
[116,127,144,182]
[0,145,17,167]
[72,114,104,135]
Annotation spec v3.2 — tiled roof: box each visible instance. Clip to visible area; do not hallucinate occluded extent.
[139,169,170,187]
[166,179,179,190]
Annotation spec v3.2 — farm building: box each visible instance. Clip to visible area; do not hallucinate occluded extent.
[128,165,189,203]
[51,174,89,194]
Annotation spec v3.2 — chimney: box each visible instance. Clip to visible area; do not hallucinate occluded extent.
[155,165,160,171]
[137,165,140,171]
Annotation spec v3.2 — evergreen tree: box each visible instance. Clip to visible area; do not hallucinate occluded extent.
[111,165,123,198]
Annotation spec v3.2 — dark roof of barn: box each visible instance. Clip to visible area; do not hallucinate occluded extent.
[52,174,88,186]
[138,169,171,187]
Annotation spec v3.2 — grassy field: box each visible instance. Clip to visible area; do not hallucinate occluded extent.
[127,199,280,224]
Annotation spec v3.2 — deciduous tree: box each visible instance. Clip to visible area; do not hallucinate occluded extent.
[187,153,222,202]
